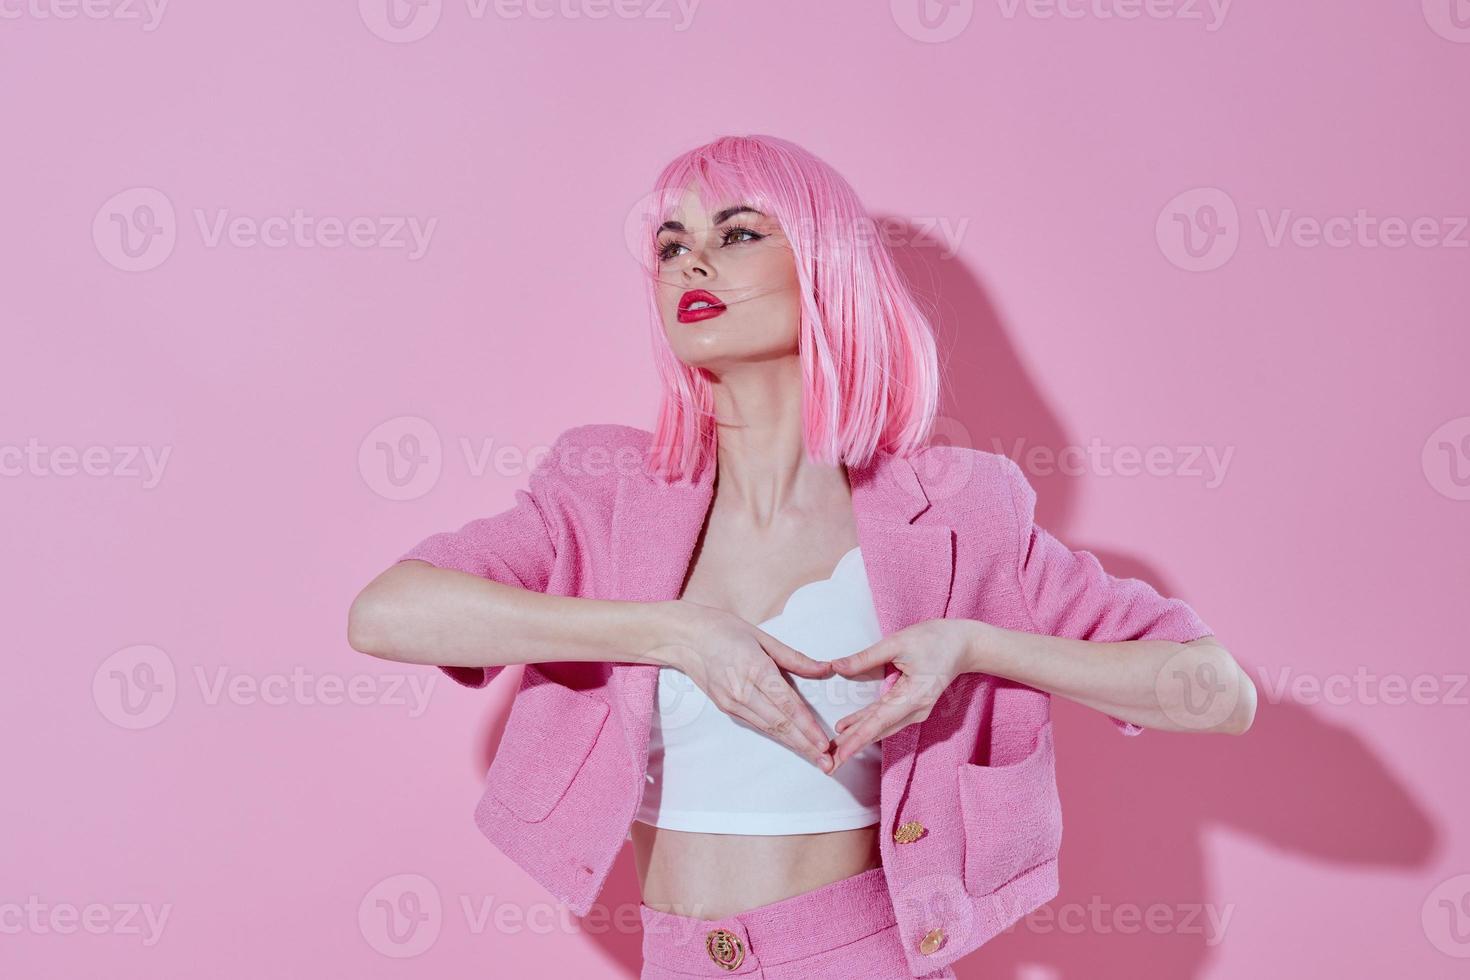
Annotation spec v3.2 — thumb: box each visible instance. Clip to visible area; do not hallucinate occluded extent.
[762,635,835,678]
[830,641,892,677]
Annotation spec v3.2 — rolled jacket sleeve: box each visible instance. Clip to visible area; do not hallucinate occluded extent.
[395,441,564,689]
[1002,457,1213,735]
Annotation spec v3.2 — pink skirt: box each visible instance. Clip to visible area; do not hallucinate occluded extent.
[638,866,957,979]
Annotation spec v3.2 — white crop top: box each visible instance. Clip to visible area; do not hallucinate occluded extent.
[634,546,885,835]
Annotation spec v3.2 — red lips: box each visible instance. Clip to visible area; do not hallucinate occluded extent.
[677,289,727,324]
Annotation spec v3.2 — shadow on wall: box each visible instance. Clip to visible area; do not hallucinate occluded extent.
[468,220,1436,979]
[888,219,1436,979]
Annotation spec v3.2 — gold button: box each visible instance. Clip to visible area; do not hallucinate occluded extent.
[706,928,744,971]
[894,820,926,844]
[919,926,945,955]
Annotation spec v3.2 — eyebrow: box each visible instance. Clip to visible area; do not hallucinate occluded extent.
[657,205,765,236]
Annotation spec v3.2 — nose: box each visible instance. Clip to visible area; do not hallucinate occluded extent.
[676,247,711,281]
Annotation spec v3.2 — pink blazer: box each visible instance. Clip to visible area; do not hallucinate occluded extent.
[396,423,1212,975]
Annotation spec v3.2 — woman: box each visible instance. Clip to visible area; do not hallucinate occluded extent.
[348,135,1255,979]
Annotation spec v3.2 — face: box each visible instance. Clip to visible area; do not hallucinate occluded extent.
[652,188,802,370]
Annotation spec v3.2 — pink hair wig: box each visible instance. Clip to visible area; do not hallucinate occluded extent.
[639,134,940,483]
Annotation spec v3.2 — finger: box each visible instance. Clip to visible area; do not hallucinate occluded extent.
[863,712,922,748]
[840,684,928,754]
[761,634,835,679]
[831,708,920,774]
[835,702,879,735]
[832,679,916,768]
[718,664,828,757]
[734,691,832,769]
[831,704,900,769]
[829,641,893,678]
[751,669,834,755]
[836,671,911,736]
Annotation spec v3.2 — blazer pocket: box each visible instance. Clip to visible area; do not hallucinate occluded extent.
[956,719,1062,897]
[486,674,610,823]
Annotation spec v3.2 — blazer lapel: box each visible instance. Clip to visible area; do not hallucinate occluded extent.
[847,449,956,776]
[609,461,715,762]
[609,447,956,780]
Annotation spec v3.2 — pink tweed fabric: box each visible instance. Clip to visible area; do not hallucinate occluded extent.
[638,867,955,979]
[396,423,1213,975]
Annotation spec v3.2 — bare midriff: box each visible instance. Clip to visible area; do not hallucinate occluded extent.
[631,820,881,919]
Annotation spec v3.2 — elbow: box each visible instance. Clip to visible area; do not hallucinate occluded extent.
[1222,659,1257,735]
[347,584,396,659]
[1205,641,1256,735]
[1167,637,1256,735]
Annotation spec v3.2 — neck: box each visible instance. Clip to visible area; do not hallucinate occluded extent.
[706,354,849,524]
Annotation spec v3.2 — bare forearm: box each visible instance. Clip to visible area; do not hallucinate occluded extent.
[348,561,682,671]
[960,621,1256,734]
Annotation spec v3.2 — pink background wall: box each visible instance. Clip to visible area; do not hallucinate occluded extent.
[4,2,1467,977]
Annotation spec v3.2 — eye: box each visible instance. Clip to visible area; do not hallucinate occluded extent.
[655,225,766,264]
[721,225,764,246]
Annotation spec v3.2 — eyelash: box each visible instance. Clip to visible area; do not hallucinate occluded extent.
[657,225,765,263]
